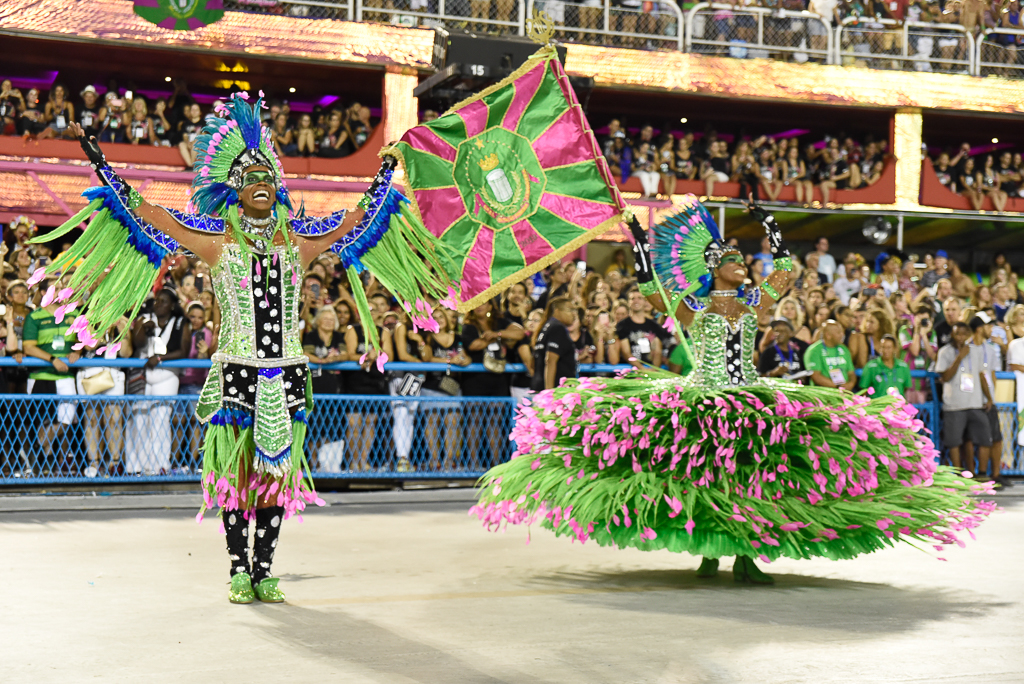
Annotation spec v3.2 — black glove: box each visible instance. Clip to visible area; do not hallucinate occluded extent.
[629,218,654,285]
[78,134,106,169]
[359,156,397,211]
[370,156,397,194]
[747,200,789,258]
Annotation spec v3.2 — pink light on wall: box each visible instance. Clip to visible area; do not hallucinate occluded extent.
[7,72,59,91]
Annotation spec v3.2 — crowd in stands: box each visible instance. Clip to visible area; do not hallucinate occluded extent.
[0,209,1019,487]
[599,120,889,202]
[746,241,1019,487]
[0,78,376,167]
[931,143,1024,212]
[345,0,1024,68]
[705,0,1023,62]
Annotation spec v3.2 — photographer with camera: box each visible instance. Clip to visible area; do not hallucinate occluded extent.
[1,80,26,135]
[344,103,372,151]
[898,307,938,404]
[299,273,325,333]
[97,91,127,144]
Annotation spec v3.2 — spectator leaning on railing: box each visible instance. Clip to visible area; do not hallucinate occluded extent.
[532,296,578,391]
[22,293,79,476]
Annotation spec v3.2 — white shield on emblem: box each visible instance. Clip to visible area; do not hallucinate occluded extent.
[485,168,514,203]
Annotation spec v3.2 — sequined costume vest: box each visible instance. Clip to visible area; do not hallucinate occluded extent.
[196,242,311,475]
[676,310,760,389]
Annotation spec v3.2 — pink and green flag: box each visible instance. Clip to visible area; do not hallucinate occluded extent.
[134,0,224,30]
[385,45,628,312]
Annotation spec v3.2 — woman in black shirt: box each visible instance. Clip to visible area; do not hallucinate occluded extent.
[19,88,47,137]
[420,309,470,471]
[461,299,525,468]
[151,99,173,147]
[569,306,596,371]
[318,109,351,159]
[303,307,347,472]
[177,102,204,167]
[344,316,393,472]
[39,84,74,140]
[532,297,578,392]
[345,104,372,150]
[501,281,533,326]
[98,93,127,144]
[127,97,155,146]
[0,80,24,135]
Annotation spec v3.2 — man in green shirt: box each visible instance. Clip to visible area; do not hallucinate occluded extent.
[804,320,857,390]
[860,334,912,398]
[23,302,80,474]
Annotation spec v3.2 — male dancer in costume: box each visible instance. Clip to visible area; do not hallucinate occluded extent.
[30,94,450,603]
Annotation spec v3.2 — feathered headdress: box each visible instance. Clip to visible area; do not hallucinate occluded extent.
[651,194,728,298]
[189,91,292,217]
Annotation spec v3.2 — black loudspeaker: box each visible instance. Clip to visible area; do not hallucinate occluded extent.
[444,33,566,79]
[415,30,568,101]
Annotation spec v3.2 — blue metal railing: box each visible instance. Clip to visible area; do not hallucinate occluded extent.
[0,359,1019,484]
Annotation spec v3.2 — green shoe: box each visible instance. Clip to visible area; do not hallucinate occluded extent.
[695,557,719,578]
[229,572,255,604]
[254,577,285,603]
[733,556,775,585]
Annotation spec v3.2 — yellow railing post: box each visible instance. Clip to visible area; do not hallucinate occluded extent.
[893,107,923,210]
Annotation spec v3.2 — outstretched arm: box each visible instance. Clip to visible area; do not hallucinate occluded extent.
[629,218,696,328]
[71,122,224,264]
[293,208,366,267]
[291,158,402,267]
[746,200,793,326]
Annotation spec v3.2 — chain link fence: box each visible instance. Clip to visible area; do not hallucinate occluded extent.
[685,3,833,63]
[357,0,524,34]
[525,0,683,50]
[224,0,353,20]
[1,360,1021,484]
[836,17,974,74]
[977,27,1024,78]
[0,391,517,483]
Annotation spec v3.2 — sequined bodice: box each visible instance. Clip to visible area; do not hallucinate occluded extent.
[210,243,304,363]
[678,311,761,388]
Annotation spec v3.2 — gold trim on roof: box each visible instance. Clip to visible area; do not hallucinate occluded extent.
[0,0,435,69]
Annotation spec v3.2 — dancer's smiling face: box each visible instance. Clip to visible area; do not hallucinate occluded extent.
[239,165,276,214]
[714,251,746,288]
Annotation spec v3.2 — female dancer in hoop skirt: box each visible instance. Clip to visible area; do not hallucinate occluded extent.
[472,196,994,583]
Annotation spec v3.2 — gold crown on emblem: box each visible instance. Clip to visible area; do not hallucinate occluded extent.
[477,153,499,172]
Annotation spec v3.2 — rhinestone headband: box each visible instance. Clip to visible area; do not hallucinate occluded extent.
[227,149,278,190]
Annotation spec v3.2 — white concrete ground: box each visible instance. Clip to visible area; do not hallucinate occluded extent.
[2,489,1022,684]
